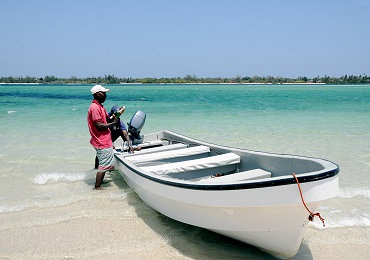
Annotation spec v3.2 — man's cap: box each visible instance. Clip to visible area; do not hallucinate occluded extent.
[91,85,110,94]
[111,105,120,113]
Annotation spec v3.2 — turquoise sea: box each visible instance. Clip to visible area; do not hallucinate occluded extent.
[0,84,369,259]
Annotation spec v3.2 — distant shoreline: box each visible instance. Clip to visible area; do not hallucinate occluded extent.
[2,82,370,86]
[2,74,369,85]
[0,82,329,85]
[0,83,42,85]
[143,82,327,85]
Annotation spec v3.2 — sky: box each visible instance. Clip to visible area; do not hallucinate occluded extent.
[1,0,369,79]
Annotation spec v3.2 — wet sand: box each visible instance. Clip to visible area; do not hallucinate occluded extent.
[1,217,368,260]
[1,187,368,260]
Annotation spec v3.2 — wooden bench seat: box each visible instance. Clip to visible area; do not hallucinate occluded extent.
[136,140,167,149]
[126,145,210,164]
[123,143,187,157]
[141,152,240,176]
[197,169,272,183]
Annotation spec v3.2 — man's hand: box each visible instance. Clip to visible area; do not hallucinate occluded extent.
[95,116,118,131]
[111,115,118,124]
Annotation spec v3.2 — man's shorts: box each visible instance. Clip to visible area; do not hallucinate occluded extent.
[95,147,115,171]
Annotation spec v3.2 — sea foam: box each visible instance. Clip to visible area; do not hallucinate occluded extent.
[338,187,370,199]
[34,172,88,185]
[310,215,370,229]
[0,204,26,213]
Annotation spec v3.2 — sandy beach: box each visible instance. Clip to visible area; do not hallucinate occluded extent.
[1,179,368,260]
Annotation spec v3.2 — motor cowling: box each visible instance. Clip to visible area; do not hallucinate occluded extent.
[128,110,146,144]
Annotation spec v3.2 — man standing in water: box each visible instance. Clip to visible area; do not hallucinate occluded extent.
[87,85,117,190]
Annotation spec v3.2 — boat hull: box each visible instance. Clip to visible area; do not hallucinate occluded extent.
[114,131,339,258]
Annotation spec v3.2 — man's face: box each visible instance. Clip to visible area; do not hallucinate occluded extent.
[96,91,107,103]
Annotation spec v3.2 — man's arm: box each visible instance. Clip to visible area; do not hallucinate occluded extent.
[121,130,135,152]
[95,117,118,130]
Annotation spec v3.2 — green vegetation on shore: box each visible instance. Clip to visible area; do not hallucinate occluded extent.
[1,74,370,84]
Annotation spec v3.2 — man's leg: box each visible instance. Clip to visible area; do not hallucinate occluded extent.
[111,130,121,143]
[94,147,114,190]
[111,130,121,149]
[95,156,99,169]
[95,171,106,189]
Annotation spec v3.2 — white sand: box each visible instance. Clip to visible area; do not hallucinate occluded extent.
[1,210,369,259]
[0,177,368,260]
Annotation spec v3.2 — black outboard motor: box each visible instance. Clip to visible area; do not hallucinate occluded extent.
[128,110,146,145]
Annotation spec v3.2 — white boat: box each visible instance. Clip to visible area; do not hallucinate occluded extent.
[114,130,339,258]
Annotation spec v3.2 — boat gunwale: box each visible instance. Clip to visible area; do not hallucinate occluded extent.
[114,154,339,191]
[115,130,339,190]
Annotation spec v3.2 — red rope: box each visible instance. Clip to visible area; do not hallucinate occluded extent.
[292,173,325,227]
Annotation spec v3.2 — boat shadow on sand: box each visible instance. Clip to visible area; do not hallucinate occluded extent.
[108,170,314,260]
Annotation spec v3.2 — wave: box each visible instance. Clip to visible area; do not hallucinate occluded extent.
[107,190,130,200]
[338,187,370,199]
[310,215,370,229]
[0,195,83,213]
[34,172,88,185]
[7,110,17,114]
[0,190,129,214]
[0,204,27,213]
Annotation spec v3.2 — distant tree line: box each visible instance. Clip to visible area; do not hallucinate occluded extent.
[1,74,370,84]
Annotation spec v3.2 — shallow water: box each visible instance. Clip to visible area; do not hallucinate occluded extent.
[0,84,369,258]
